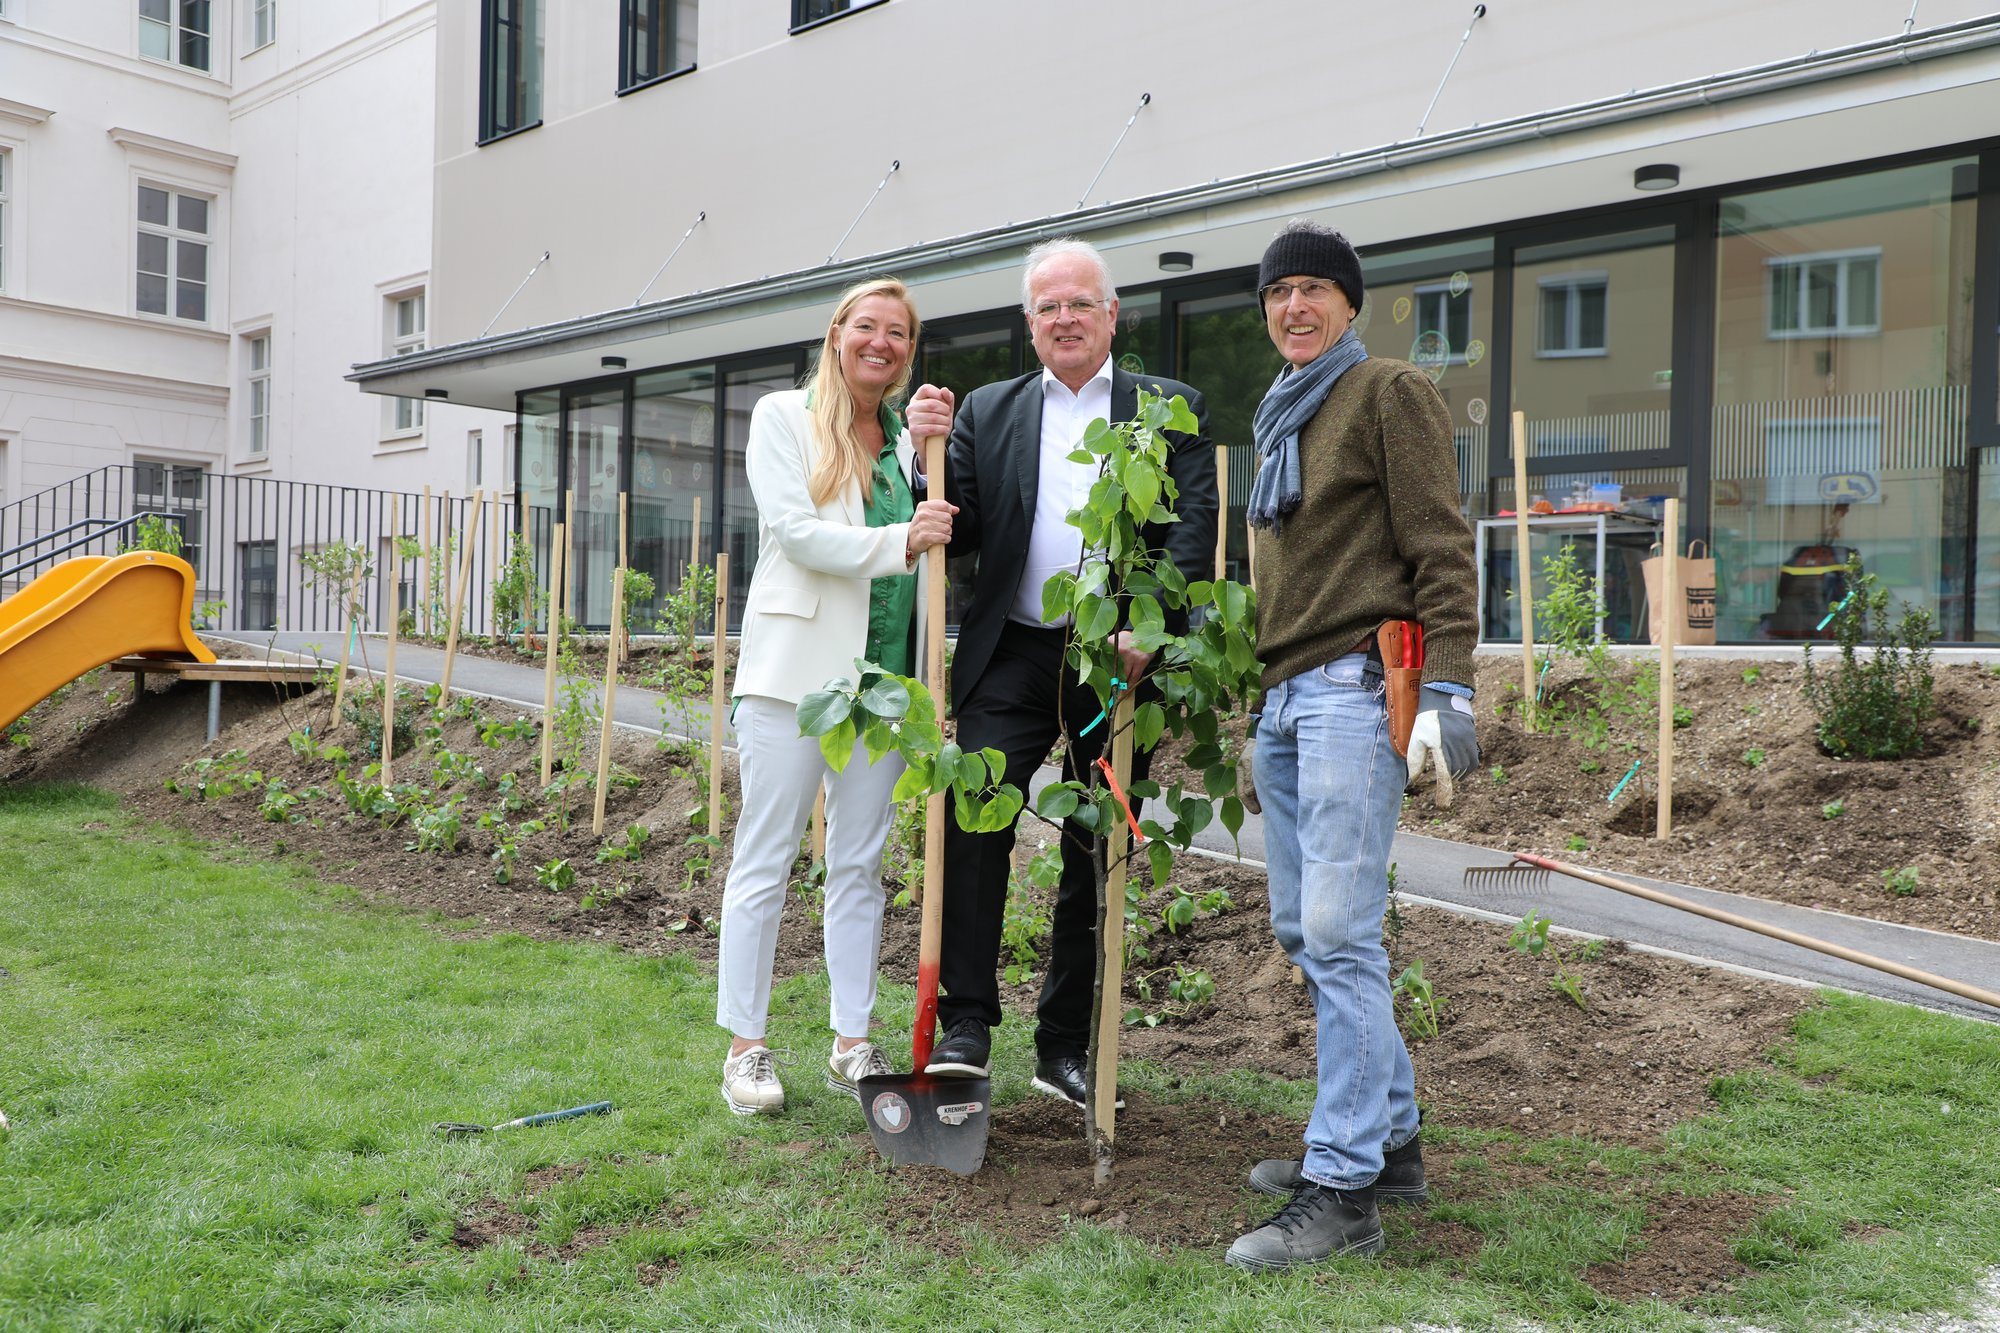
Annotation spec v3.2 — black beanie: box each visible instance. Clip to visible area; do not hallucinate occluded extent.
[1257,225,1364,313]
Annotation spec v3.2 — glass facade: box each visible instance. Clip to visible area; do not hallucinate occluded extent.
[510,144,2000,643]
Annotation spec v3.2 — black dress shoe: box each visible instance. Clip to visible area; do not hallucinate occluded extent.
[924,1018,991,1077]
[1031,1053,1124,1109]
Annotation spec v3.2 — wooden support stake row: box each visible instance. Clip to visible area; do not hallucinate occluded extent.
[1511,411,1538,732]
[1657,497,1680,841]
[1091,691,1136,1181]
[439,489,485,700]
[541,522,567,787]
[383,574,400,787]
[1213,443,1229,584]
[593,565,626,835]
[420,486,433,641]
[330,562,364,731]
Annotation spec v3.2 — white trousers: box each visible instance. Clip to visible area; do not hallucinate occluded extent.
[715,694,906,1041]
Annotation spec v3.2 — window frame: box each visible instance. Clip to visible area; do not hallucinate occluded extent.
[1764,246,1883,340]
[1410,280,1474,364]
[1534,269,1610,359]
[0,149,10,294]
[618,0,697,94]
[250,0,274,51]
[246,331,271,457]
[789,0,886,36]
[478,0,544,145]
[386,290,428,437]
[139,0,213,72]
[135,181,213,324]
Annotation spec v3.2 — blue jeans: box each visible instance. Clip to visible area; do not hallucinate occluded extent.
[1255,651,1420,1189]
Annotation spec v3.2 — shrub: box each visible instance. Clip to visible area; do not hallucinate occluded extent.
[1881,865,1919,897]
[1800,558,1935,760]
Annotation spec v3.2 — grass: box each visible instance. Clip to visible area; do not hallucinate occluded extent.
[1,783,1998,1330]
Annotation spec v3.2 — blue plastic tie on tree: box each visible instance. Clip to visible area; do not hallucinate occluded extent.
[1078,677,1128,737]
[1607,757,1643,804]
[1535,652,1554,702]
[1815,589,1857,633]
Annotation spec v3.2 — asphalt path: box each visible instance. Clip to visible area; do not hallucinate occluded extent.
[224,631,2000,1027]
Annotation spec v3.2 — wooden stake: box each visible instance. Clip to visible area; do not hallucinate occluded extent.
[440,489,484,699]
[330,562,363,731]
[1091,690,1136,1182]
[706,551,730,843]
[383,574,399,787]
[1511,411,1538,731]
[541,522,566,786]
[1657,498,1680,840]
[420,486,434,640]
[593,565,626,835]
[617,491,631,658]
[811,787,826,862]
[488,490,502,636]
[564,488,576,632]
[691,495,703,570]
[1213,444,1229,583]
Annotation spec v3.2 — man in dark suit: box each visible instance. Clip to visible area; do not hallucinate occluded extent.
[925,237,1217,1104]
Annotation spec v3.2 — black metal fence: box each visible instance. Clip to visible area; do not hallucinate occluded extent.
[0,465,530,639]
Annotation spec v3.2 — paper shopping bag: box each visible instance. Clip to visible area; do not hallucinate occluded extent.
[1642,540,1717,646]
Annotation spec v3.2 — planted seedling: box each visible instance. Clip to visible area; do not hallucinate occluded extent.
[1822,799,1846,820]
[1122,964,1215,1027]
[1742,748,1767,768]
[1882,865,1920,897]
[1564,834,1589,853]
[1392,959,1442,1040]
[1508,910,1589,1011]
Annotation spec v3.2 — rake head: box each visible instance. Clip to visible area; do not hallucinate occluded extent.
[1461,858,1554,895]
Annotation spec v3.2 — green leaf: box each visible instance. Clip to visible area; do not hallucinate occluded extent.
[1035,784,1080,820]
[1219,795,1244,840]
[1164,891,1193,932]
[818,717,857,774]
[858,676,910,719]
[1164,394,1199,434]
[1148,841,1175,891]
[1216,580,1250,630]
[1134,702,1166,753]
[1078,595,1119,643]
[796,689,853,737]
[1125,465,1160,520]
[891,763,931,803]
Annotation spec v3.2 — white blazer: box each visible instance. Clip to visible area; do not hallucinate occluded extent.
[733,389,933,705]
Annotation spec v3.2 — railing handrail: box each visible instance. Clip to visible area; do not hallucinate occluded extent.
[1,513,136,563]
[0,512,186,582]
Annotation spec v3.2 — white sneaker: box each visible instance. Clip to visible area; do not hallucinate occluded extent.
[825,1040,893,1098]
[721,1046,785,1116]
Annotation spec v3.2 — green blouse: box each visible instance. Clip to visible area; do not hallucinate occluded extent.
[863,404,917,676]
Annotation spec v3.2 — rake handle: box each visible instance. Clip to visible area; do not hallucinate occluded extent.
[1514,853,2000,1012]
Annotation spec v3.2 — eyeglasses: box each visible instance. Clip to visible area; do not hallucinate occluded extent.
[1259,279,1343,308]
[1028,297,1107,320]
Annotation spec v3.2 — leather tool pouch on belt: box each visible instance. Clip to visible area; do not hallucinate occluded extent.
[1374,619,1424,759]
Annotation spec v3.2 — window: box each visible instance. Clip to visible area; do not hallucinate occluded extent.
[1536,272,1608,357]
[246,333,270,456]
[1411,282,1473,362]
[467,430,484,488]
[388,291,426,434]
[131,462,205,573]
[140,0,212,71]
[1766,248,1881,339]
[479,0,543,142]
[250,0,274,49]
[502,424,518,492]
[620,0,696,90]
[136,184,210,322]
[791,0,885,31]
[0,151,9,293]
[239,540,277,631]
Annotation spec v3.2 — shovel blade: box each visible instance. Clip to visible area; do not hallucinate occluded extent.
[855,1072,991,1177]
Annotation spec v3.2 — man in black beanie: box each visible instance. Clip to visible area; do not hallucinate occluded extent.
[1225,218,1479,1272]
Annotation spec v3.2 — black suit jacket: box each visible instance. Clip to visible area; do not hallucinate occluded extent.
[943,367,1217,712]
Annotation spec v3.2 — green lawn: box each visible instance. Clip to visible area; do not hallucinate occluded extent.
[1,782,1996,1332]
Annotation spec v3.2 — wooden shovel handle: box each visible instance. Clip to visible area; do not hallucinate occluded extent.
[913,436,948,1069]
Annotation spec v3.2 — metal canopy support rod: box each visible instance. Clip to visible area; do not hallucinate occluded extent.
[1416,5,1488,138]
[479,250,553,339]
[1076,93,1151,210]
[632,210,708,306]
[826,160,901,265]
[1906,1,1921,33]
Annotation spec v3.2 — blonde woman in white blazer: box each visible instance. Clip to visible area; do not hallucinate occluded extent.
[717,278,958,1117]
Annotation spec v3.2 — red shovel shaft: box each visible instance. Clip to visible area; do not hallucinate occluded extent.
[912,435,949,1070]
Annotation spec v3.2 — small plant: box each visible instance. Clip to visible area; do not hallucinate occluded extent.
[1392,959,1442,1040]
[168,750,262,800]
[1000,855,1056,987]
[406,799,465,854]
[1576,938,1607,962]
[1742,702,1762,716]
[1742,747,1767,768]
[479,715,539,748]
[1578,758,1603,775]
[123,513,184,557]
[1489,765,1508,786]
[1123,964,1215,1027]
[1673,703,1693,729]
[1382,861,1406,943]
[1564,834,1588,853]
[257,780,322,824]
[595,823,652,864]
[1509,910,1589,1010]
[1801,557,1936,760]
[1882,865,1920,897]
[1742,666,1763,684]
[535,857,577,892]
[490,530,539,645]
[1821,799,1846,820]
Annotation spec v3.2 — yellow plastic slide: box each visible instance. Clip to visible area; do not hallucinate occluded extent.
[0,552,215,732]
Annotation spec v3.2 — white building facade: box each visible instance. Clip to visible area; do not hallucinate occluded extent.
[354,0,2000,644]
[1,1,508,631]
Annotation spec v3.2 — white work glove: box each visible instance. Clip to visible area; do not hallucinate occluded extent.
[1237,739,1260,816]
[1407,686,1478,808]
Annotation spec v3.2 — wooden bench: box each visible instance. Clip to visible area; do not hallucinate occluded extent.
[108,657,326,743]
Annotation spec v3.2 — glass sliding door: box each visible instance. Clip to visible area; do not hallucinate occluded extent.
[518,390,561,631]
[920,317,1018,629]
[1176,283,1280,583]
[721,357,801,633]
[631,365,716,628]
[1711,158,1978,640]
[563,383,625,628]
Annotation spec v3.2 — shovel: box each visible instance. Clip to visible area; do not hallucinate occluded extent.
[857,434,991,1177]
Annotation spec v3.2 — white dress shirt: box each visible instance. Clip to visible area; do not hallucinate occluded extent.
[1010,355,1113,627]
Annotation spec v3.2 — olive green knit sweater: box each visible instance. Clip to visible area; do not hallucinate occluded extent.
[1254,357,1478,692]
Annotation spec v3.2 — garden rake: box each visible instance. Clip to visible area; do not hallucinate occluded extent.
[1464,852,2000,1012]
[435,1101,613,1138]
